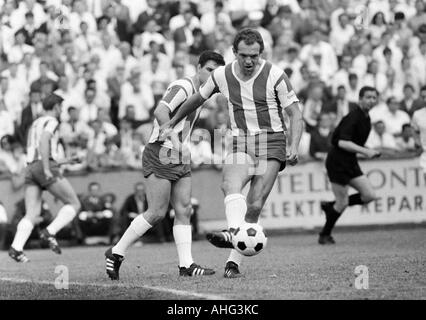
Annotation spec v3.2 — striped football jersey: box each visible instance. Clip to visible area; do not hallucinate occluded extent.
[199,60,299,136]
[149,76,201,149]
[26,115,60,163]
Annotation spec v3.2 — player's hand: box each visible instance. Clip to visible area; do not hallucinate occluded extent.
[365,149,381,159]
[69,155,84,164]
[44,169,54,180]
[159,122,173,142]
[286,149,299,166]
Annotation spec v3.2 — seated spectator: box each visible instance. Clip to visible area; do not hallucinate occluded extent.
[410,85,426,116]
[324,85,358,126]
[87,119,107,170]
[395,124,420,153]
[0,95,15,142]
[140,19,166,53]
[400,84,419,117]
[346,73,362,104]
[99,138,126,169]
[302,83,325,132]
[117,182,173,244]
[79,87,100,124]
[0,135,26,179]
[365,121,398,156]
[30,60,58,99]
[309,113,333,161]
[119,68,155,122]
[371,96,411,137]
[77,182,115,245]
[97,108,118,138]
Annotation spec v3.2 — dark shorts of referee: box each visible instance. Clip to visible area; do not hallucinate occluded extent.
[142,142,191,182]
[325,148,363,186]
[231,131,287,172]
[25,159,63,190]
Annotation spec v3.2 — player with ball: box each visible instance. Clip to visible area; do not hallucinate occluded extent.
[161,29,303,278]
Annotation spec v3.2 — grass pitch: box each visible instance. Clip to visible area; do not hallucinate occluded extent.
[0,228,425,300]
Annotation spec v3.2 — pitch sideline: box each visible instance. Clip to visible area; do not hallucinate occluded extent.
[0,276,227,300]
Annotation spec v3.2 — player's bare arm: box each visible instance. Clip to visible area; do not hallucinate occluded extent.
[338,140,380,159]
[40,131,53,180]
[285,102,304,166]
[154,102,182,149]
[159,93,207,141]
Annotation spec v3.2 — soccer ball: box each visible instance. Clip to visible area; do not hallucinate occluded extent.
[232,223,267,256]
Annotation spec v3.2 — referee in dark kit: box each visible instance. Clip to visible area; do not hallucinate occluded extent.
[319,86,381,245]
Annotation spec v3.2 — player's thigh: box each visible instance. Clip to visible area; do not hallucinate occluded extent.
[349,175,376,201]
[46,177,80,207]
[222,152,253,195]
[170,176,192,214]
[24,185,43,220]
[144,173,172,216]
[247,159,281,206]
[330,182,349,204]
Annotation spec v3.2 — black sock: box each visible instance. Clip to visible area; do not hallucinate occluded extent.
[320,205,343,236]
[348,193,363,206]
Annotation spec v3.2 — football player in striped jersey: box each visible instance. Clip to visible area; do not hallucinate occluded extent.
[161,29,304,278]
[104,51,226,280]
[9,94,81,262]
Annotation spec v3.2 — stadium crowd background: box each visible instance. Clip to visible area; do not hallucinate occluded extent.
[1,0,426,245]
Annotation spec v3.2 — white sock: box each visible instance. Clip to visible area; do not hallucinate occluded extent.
[46,205,77,235]
[173,224,194,268]
[11,218,34,251]
[112,214,152,257]
[224,194,246,266]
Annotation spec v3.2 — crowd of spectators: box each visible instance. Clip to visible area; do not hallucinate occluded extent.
[1,0,426,180]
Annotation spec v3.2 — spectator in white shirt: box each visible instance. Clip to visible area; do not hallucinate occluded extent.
[369,11,388,47]
[362,60,387,95]
[140,40,171,75]
[80,87,99,123]
[395,123,418,152]
[69,0,97,35]
[330,12,355,57]
[0,97,14,139]
[365,120,398,154]
[370,96,411,137]
[60,105,93,148]
[347,73,362,104]
[74,21,101,60]
[119,68,154,122]
[353,41,373,79]
[0,75,22,123]
[8,29,34,63]
[190,128,213,169]
[91,32,122,79]
[118,41,138,80]
[169,1,200,33]
[140,19,166,54]
[331,55,354,95]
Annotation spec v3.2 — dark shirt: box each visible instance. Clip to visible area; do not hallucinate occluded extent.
[331,104,371,159]
[309,128,333,159]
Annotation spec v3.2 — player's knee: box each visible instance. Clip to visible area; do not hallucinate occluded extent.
[362,192,377,204]
[221,180,241,195]
[174,202,192,220]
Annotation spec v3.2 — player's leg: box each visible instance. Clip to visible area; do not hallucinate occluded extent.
[41,177,81,254]
[319,182,349,244]
[245,159,281,223]
[206,152,253,248]
[106,174,171,280]
[348,175,377,206]
[171,176,214,276]
[9,185,42,262]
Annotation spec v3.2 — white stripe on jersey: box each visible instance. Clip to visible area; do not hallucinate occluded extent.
[149,77,197,149]
[26,116,60,163]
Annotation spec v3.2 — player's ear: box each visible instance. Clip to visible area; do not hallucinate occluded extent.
[232,47,238,57]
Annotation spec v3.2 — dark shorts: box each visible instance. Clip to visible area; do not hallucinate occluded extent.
[231,132,287,172]
[325,148,363,186]
[24,160,63,190]
[142,142,191,182]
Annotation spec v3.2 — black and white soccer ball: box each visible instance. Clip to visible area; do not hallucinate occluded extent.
[232,223,267,256]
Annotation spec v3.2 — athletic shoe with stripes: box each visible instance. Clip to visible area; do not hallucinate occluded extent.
[179,263,215,277]
[206,229,234,248]
[39,229,61,254]
[105,248,124,280]
[8,247,29,263]
[224,261,242,279]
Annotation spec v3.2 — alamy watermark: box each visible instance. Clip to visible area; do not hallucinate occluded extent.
[354,265,369,290]
[54,265,69,290]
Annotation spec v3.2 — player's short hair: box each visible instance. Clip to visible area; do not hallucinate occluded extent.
[42,93,64,111]
[359,86,378,99]
[198,50,225,68]
[420,84,426,92]
[233,28,264,53]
